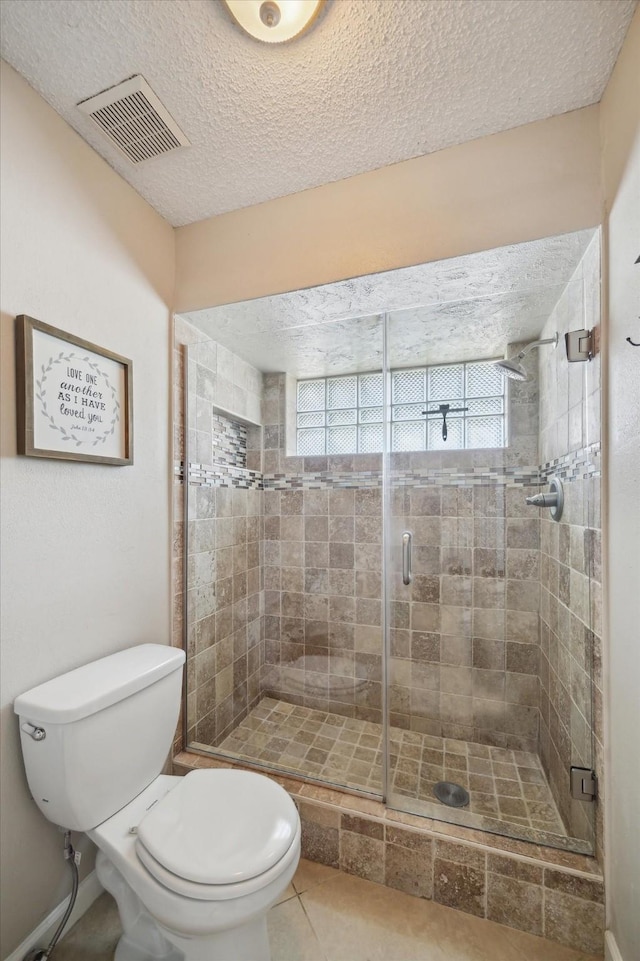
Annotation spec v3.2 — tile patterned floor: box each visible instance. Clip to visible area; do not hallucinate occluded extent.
[210,697,567,841]
[53,859,602,961]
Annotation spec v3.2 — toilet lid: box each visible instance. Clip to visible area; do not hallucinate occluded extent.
[136,769,299,885]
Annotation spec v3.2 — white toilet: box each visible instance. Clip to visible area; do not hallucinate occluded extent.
[14,644,301,961]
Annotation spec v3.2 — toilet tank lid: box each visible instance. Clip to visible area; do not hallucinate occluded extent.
[14,644,185,725]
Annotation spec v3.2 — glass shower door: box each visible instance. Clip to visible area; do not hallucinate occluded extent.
[383,318,508,833]
[382,292,597,854]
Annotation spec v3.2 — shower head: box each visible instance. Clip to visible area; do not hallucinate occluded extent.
[494,333,559,382]
[494,357,528,381]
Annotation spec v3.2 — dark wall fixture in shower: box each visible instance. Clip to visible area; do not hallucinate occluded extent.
[422,403,469,441]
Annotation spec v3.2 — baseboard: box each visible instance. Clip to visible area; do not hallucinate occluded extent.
[4,870,103,961]
[605,930,626,961]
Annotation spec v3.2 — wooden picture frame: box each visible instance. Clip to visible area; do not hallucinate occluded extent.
[15,315,133,466]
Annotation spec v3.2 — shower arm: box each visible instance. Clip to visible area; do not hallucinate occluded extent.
[514,335,558,361]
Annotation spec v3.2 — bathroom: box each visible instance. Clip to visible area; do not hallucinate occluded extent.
[1,2,639,961]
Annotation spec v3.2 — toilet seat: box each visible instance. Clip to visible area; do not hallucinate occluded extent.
[136,822,301,902]
[135,769,299,897]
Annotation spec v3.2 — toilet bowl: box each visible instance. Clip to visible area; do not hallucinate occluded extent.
[14,644,301,961]
[91,770,301,961]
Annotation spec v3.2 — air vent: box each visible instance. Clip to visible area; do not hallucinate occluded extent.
[77,76,190,165]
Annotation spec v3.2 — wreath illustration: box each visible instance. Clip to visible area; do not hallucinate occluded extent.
[35,351,120,448]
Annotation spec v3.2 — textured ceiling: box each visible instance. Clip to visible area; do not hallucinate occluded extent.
[0,0,636,226]
[181,228,595,375]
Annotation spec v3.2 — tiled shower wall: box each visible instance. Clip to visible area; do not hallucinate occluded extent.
[259,366,543,755]
[187,480,263,746]
[537,235,602,853]
[262,482,385,723]
[389,482,541,753]
[173,318,265,750]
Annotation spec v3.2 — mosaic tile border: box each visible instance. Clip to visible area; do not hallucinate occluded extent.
[178,442,600,491]
[539,441,601,482]
[186,463,263,489]
[264,469,380,490]
[210,413,247,469]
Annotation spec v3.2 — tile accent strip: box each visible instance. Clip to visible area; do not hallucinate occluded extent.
[187,463,263,489]
[178,442,600,491]
[539,442,601,482]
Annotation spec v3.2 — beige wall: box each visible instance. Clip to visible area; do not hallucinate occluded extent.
[0,62,175,959]
[174,106,602,313]
[599,10,640,961]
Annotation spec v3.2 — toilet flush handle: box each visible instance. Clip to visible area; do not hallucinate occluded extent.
[21,722,46,741]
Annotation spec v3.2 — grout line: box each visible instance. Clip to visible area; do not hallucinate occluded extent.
[296,887,330,961]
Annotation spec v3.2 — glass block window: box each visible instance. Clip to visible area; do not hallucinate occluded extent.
[296,362,504,454]
[297,373,384,456]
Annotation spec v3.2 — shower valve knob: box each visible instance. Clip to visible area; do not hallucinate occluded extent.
[525,493,558,508]
[525,477,564,521]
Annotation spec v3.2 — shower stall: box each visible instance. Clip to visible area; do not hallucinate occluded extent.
[176,228,601,856]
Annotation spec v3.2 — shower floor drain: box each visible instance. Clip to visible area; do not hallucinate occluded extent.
[433,781,470,808]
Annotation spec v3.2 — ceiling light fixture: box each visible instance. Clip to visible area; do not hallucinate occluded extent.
[222,0,325,44]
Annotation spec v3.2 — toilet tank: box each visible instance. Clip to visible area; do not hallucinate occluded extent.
[14,644,185,831]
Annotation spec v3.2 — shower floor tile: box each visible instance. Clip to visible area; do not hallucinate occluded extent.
[214,697,567,839]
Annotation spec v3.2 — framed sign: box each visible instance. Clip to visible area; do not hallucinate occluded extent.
[16,315,133,466]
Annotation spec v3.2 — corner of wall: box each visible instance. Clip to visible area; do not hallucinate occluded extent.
[597,7,640,959]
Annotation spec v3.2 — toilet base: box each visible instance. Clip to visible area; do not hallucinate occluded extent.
[96,851,272,961]
[164,917,270,961]
[97,852,182,961]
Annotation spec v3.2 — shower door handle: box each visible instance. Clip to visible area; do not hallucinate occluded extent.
[402,531,412,586]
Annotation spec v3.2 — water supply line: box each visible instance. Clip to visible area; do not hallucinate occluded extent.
[23,832,80,961]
